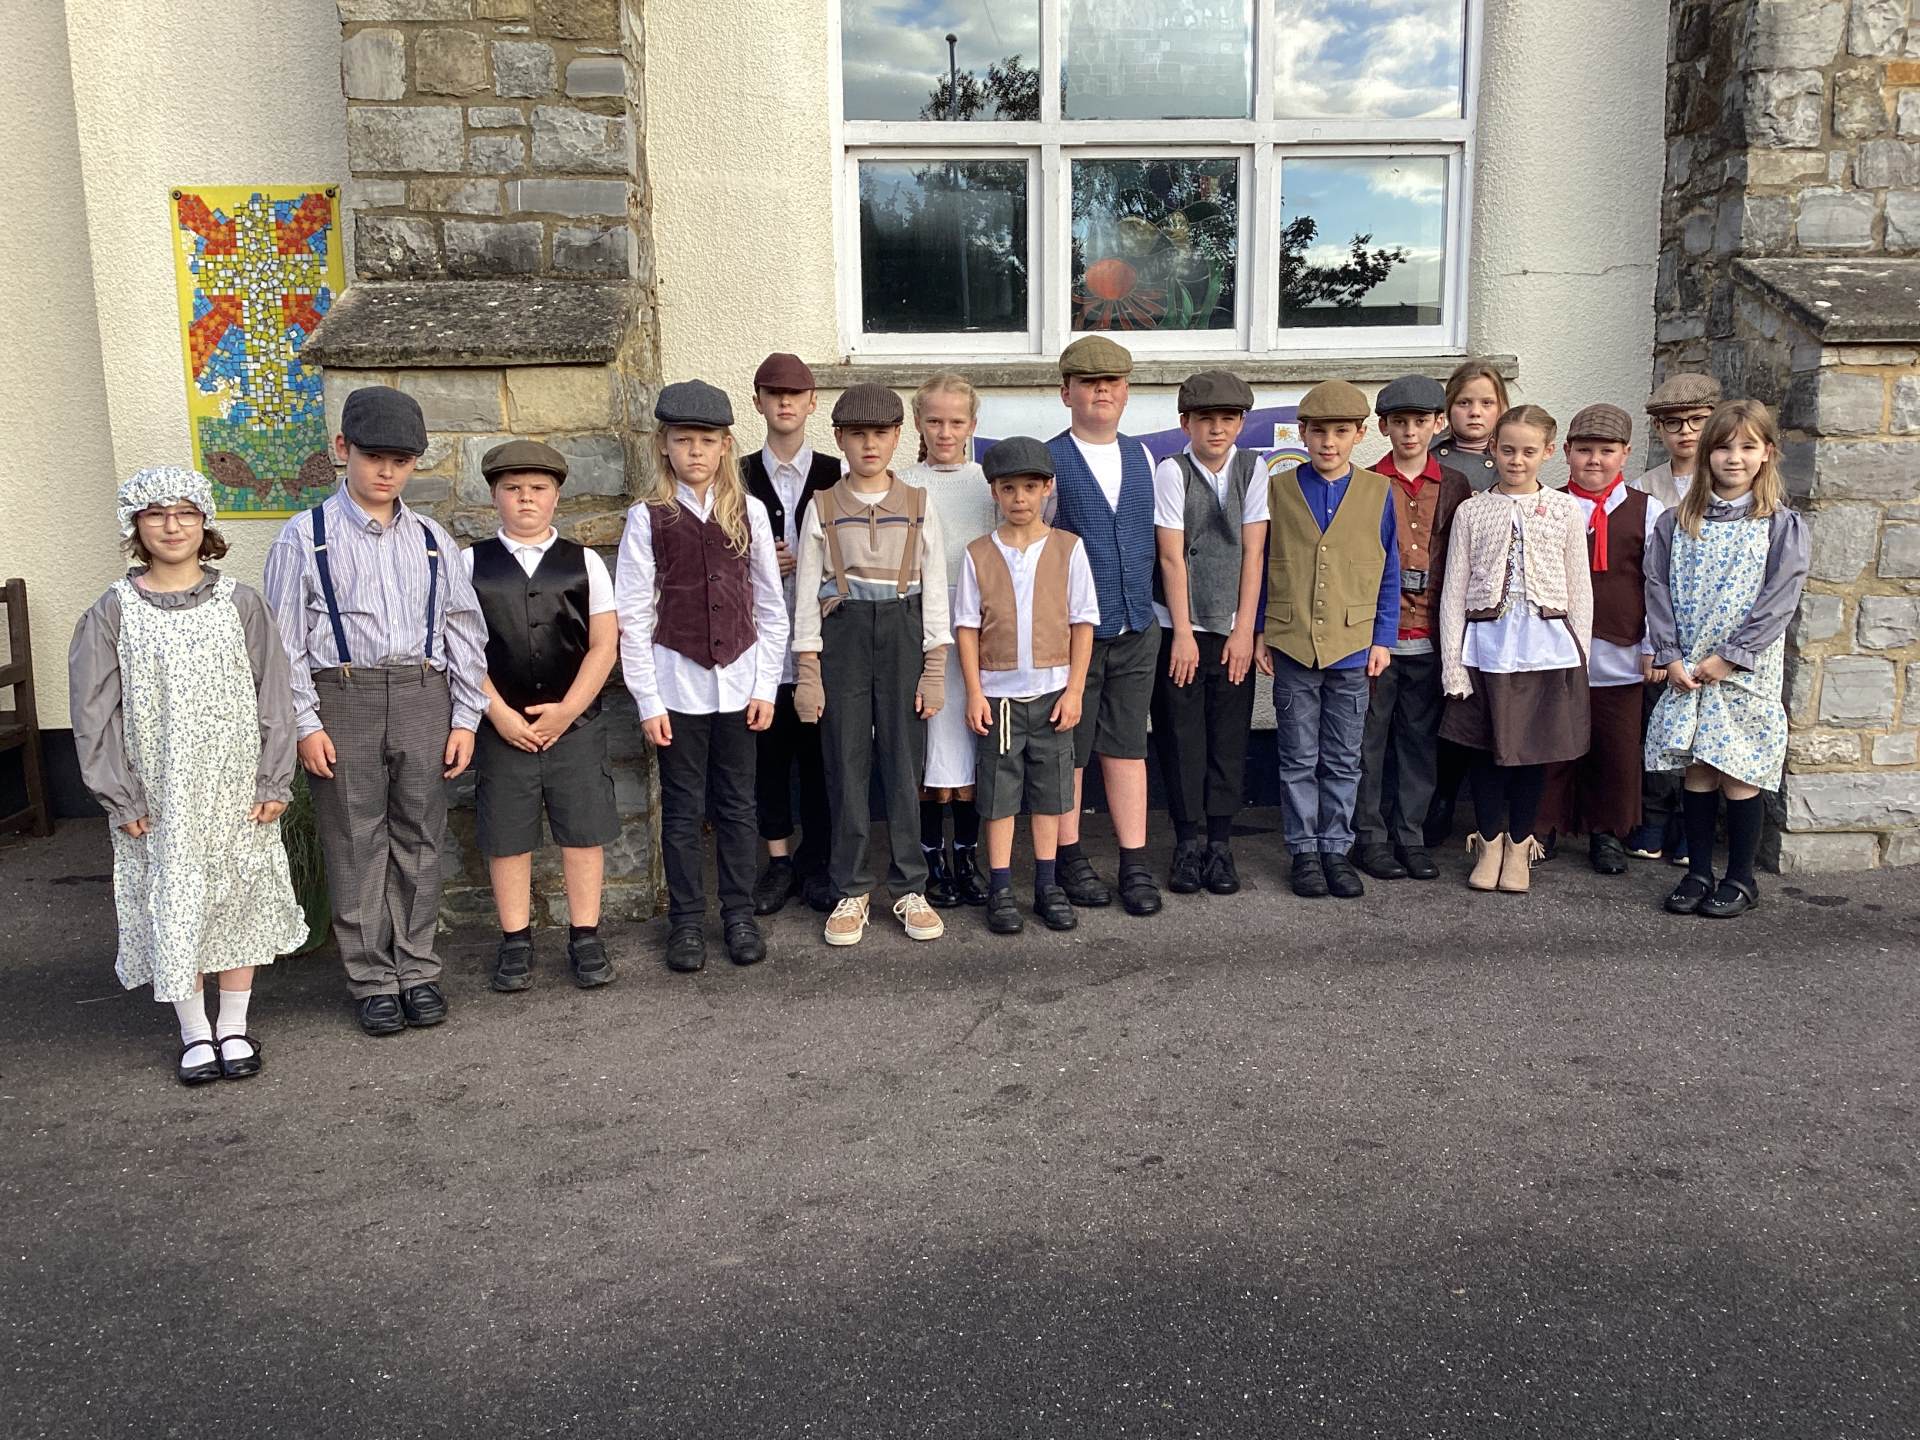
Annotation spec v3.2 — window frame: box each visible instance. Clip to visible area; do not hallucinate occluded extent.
[830,0,1483,361]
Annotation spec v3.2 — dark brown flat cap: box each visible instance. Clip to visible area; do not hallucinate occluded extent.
[1296,379,1371,423]
[1178,369,1256,414]
[830,383,904,427]
[481,438,569,482]
[1059,335,1133,378]
[1646,373,1721,413]
[1567,403,1633,443]
[753,353,817,391]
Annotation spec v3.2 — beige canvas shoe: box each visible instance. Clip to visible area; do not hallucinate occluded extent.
[1466,832,1506,892]
[892,892,944,941]
[1498,835,1545,894]
[824,894,870,946]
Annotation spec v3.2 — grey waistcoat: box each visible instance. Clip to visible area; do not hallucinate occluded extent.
[1157,450,1260,634]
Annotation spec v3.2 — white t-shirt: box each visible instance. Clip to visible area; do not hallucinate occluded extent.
[1150,444,1271,632]
[1564,483,1666,686]
[954,531,1101,699]
[458,528,615,614]
[1070,434,1154,511]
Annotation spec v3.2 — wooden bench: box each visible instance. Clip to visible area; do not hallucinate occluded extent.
[0,578,52,837]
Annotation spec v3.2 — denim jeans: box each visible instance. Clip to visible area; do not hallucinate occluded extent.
[1270,649,1370,855]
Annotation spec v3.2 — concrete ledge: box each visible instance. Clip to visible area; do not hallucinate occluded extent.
[305,279,631,367]
[1734,259,1920,343]
[805,353,1520,390]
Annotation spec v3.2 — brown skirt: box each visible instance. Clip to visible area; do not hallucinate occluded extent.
[1440,666,1591,768]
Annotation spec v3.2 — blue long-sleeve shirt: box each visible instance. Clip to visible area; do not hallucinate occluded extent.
[1289,463,1401,670]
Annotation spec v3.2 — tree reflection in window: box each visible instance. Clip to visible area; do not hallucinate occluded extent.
[859,160,1030,334]
[1070,159,1238,332]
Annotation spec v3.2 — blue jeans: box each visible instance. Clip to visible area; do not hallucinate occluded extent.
[1270,650,1370,855]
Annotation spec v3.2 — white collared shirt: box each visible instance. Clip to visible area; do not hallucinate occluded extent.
[761,443,815,548]
[613,483,789,721]
[1150,444,1271,632]
[1563,483,1667,685]
[457,527,615,614]
[953,529,1100,699]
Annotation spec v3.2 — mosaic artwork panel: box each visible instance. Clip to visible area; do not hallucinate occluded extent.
[169,185,344,519]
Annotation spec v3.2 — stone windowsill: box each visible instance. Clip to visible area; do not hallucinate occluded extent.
[806,353,1519,390]
[1734,259,1920,344]
[305,279,632,368]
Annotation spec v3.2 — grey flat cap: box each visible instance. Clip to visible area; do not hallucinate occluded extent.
[830,382,905,427]
[340,385,428,456]
[1646,373,1721,413]
[654,378,734,428]
[1178,369,1256,414]
[1375,374,1447,416]
[981,436,1054,482]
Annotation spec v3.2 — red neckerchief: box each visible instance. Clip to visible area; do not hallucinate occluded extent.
[1570,473,1625,571]
[1371,452,1441,498]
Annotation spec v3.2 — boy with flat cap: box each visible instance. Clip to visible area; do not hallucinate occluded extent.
[792,382,951,948]
[1045,335,1162,918]
[1262,379,1399,899]
[1351,374,1473,882]
[1149,368,1269,897]
[742,352,841,916]
[461,439,620,993]
[263,384,488,1036]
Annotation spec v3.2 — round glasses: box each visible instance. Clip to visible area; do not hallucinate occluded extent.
[1657,414,1709,435]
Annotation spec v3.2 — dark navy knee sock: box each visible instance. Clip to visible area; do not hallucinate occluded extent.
[1682,787,1720,880]
[1723,794,1764,886]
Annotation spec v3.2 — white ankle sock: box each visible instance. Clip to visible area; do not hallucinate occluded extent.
[215,988,253,1060]
[173,996,214,1061]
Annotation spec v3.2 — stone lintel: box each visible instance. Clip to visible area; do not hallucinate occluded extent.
[1734,258,1920,344]
[805,353,1520,392]
[305,279,631,368]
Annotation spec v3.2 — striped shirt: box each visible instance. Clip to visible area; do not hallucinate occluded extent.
[262,486,489,738]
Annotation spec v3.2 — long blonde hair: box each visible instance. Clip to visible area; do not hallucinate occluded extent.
[648,425,749,556]
[911,372,979,463]
[1678,399,1783,538]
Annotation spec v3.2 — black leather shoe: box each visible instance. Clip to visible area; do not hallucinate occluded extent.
[1118,868,1162,917]
[925,847,961,908]
[1352,842,1407,880]
[665,926,706,973]
[1397,845,1439,880]
[178,1038,223,1085]
[986,887,1024,934]
[1698,876,1758,919]
[1168,840,1206,895]
[217,1034,263,1080]
[1664,873,1714,915]
[1290,853,1329,898]
[400,983,447,1027]
[568,934,615,987]
[952,845,990,906]
[802,871,836,913]
[1033,884,1077,930]
[357,994,405,1037]
[752,859,795,916]
[724,919,767,966]
[1322,853,1366,899]
[1057,854,1112,907]
[1203,844,1240,895]
[1590,832,1628,875]
[1422,796,1456,849]
[491,936,534,992]
[1539,829,1559,862]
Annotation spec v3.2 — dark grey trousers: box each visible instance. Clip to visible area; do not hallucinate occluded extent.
[310,666,451,999]
[656,708,757,927]
[1353,649,1443,850]
[819,596,927,900]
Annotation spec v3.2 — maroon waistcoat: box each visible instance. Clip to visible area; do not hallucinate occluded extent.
[1587,486,1650,649]
[648,501,756,668]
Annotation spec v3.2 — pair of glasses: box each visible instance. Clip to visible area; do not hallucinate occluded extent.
[1657,415,1709,434]
[137,508,206,527]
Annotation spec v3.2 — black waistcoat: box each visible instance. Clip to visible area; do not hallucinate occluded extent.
[741,449,841,545]
[471,537,599,730]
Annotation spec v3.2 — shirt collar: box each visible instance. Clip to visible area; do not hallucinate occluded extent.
[676,481,717,518]
[1183,443,1237,478]
[334,483,410,535]
[1706,491,1756,517]
[1298,462,1352,486]
[1371,453,1442,485]
[497,527,559,557]
[839,473,910,513]
[763,442,813,478]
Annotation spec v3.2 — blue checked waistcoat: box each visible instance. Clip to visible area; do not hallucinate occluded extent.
[1047,431,1156,638]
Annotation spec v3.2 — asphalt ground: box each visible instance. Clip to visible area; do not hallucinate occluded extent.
[1,815,1914,1439]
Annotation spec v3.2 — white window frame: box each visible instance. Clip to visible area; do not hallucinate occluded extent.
[830,0,1483,361]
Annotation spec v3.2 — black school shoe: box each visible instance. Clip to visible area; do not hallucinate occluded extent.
[724,919,767,966]
[1698,876,1759,919]
[952,846,991,906]
[1352,842,1407,881]
[217,1034,263,1080]
[925,848,961,909]
[492,936,535,992]
[1664,873,1714,915]
[568,934,615,987]
[752,858,795,916]
[177,1038,223,1086]
[1203,844,1240,895]
[986,887,1024,934]
[1290,853,1329,898]
[1168,840,1206,895]
[1396,845,1439,880]
[400,983,448,1027]
[1322,853,1366,899]
[665,926,706,973]
[1034,884,1077,930]
[1057,854,1112,907]
[802,871,837,913]
[1590,832,1629,875]
[357,994,406,1036]
[1118,867,1162,917]
[1422,796,1457,849]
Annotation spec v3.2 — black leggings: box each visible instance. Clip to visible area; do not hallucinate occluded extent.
[1469,757,1546,842]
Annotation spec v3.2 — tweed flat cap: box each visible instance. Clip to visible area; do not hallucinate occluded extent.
[655,379,734,428]
[1646,373,1722,413]
[481,438,569,482]
[1059,335,1133,378]
[981,436,1055,482]
[753,352,817,391]
[340,385,428,456]
[1567,403,1633,443]
[1375,374,1448,416]
[1177,369,1255,414]
[1295,379,1371,423]
[830,383,905,427]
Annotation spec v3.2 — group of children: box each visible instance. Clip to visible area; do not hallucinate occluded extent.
[70,349,1810,1085]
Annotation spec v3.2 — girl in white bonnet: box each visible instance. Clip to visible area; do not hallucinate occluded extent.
[68,467,306,1085]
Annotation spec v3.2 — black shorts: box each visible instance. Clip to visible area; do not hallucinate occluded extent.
[474,711,622,857]
[1073,624,1159,766]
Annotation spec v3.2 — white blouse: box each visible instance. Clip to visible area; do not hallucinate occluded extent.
[1461,513,1583,675]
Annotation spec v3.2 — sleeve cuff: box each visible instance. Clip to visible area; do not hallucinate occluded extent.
[1715,643,1758,671]
[451,707,482,733]
[106,800,146,828]
[1652,646,1682,668]
[253,778,293,807]
[296,713,323,740]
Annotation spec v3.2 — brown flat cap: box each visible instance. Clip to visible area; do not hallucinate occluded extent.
[1178,369,1255,414]
[753,352,817,391]
[1059,335,1133,378]
[1567,403,1633,443]
[481,438,569,482]
[1646,373,1722,413]
[1295,379,1371,423]
[830,382,904,427]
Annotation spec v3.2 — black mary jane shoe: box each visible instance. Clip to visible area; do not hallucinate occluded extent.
[568,934,616,988]
[952,846,991,906]
[1396,845,1440,881]
[1589,832,1629,876]
[357,994,406,1037]
[400,982,448,1028]
[491,936,535,993]
[1202,845,1240,896]
[1698,876,1759,919]
[217,1033,263,1081]
[1168,840,1207,895]
[1290,853,1330,898]
[1663,873,1715,916]
[752,859,795,916]
[177,1038,223,1086]
[724,919,767,966]
[1057,854,1113,908]
[1322,853,1366,899]
[1118,868,1162,917]
[986,887,1025,935]
[665,926,706,973]
[1033,884,1078,931]
[925,847,961,909]
[1352,842,1407,881]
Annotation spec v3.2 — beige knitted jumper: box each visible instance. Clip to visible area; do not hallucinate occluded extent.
[1439,485,1594,697]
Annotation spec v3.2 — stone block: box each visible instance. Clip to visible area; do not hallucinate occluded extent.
[1833,65,1888,137]
[1782,770,1920,829]
[492,40,555,98]
[1813,370,1886,434]
[531,106,629,175]
[444,218,544,276]
[1874,730,1919,765]
[504,366,617,429]
[1819,655,1899,725]
[342,28,406,101]
[1858,595,1920,648]
[1795,188,1876,247]
[559,505,629,547]
[347,106,465,173]
[339,0,471,17]
[475,0,531,16]
[415,27,489,94]
[1772,830,1882,874]
[355,215,440,278]
[1880,522,1920,575]
[346,178,407,210]
[1746,0,1845,67]
[1681,210,1716,254]
[547,432,626,496]
[1886,190,1920,249]
[1746,149,1826,184]
[1806,504,1882,580]
[1849,0,1908,57]
[1745,69,1828,147]
[506,178,627,216]
[1789,728,1863,767]
[1892,375,1920,433]
[468,134,527,174]
[533,0,619,40]
[1901,91,1920,138]
[409,178,502,215]
[1910,661,1920,720]
[417,434,456,472]
[1807,440,1920,501]
[1742,194,1794,252]
[456,434,512,504]
[1787,655,1816,722]
[1790,591,1847,646]
[1856,138,1920,188]
[1884,829,1920,865]
[551,223,630,276]
[468,106,523,128]
[397,369,504,432]
[406,472,452,505]
[565,56,627,97]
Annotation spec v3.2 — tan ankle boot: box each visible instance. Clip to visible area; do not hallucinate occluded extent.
[1499,835,1544,893]
[1467,832,1506,891]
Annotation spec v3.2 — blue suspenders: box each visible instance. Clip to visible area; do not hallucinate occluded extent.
[308,500,440,673]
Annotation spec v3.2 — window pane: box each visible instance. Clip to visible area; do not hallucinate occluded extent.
[1273,1,1465,119]
[860,160,1029,334]
[842,1,1041,121]
[1278,156,1446,329]
[1071,158,1238,333]
[1063,1,1252,120]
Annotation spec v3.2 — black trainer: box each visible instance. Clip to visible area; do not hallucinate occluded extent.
[752,858,795,916]
[1396,845,1439,880]
[492,936,534,992]
[1057,854,1112,907]
[1290,853,1329,898]
[1168,840,1206,895]
[399,983,447,1027]
[1118,868,1162,917]
[1322,853,1366,899]
[1033,884,1077,930]
[724,919,767,965]
[568,933,615,988]
[1352,842,1407,880]
[985,887,1024,934]
[1202,844,1240,895]
[665,926,706,973]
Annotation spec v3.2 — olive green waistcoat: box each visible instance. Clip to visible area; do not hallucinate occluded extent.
[1262,465,1389,668]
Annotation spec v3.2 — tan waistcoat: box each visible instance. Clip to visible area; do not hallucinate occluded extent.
[968,529,1075,670]
[1263,466,1390,668]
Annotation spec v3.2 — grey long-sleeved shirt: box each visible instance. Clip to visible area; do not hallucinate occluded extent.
[68,569,298,828]
[1643,495,1810,670]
